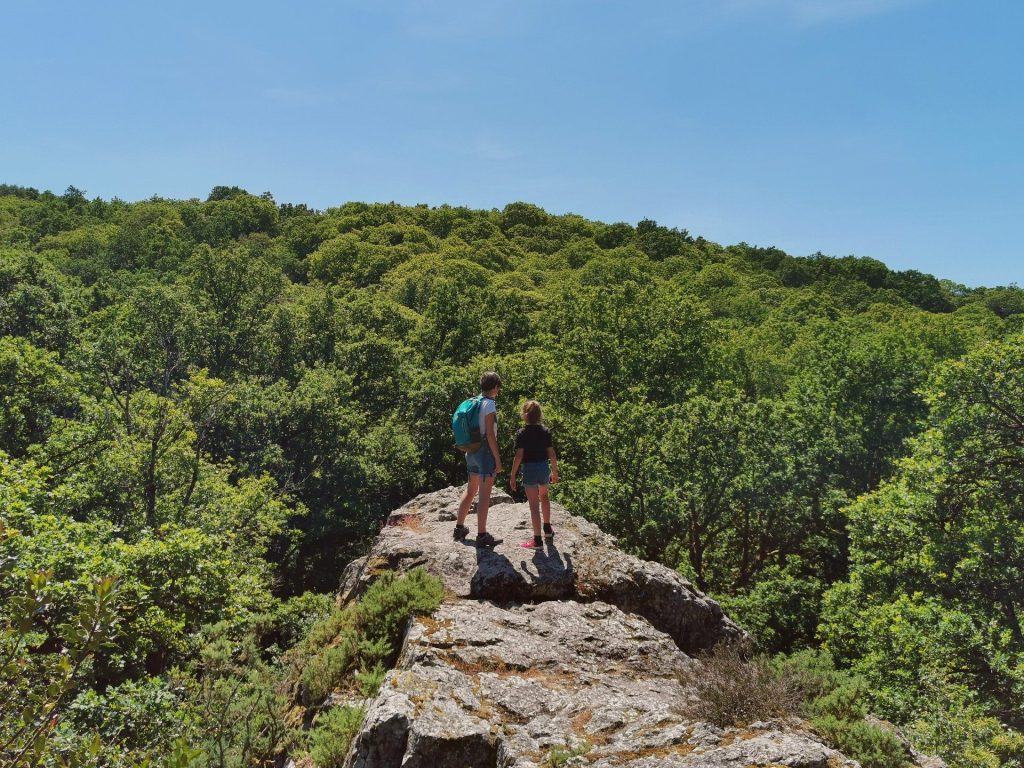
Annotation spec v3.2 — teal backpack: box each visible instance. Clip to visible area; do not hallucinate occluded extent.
[452,395,484,453]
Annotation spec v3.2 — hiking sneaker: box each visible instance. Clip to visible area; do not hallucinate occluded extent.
[543,523,555,540]
[476,531,503,548]
[453,524,469,542]
[520,536,544,549]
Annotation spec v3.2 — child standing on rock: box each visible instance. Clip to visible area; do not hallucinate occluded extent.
[509,400,559,549]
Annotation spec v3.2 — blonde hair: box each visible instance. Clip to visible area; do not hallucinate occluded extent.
[520,400,543,425]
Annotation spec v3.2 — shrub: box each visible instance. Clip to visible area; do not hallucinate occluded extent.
[776,650,911,768]
[188,624,291,768]
[309,706,366,768]
[357,568,444,664]
[813,716,908,768]
[686,643,801,727]
[290,568,442,706]
[265,591,334,651]
[718,558,823,654]
[300,604,359,655]
[355,663,387,698]
[300,637,358,705]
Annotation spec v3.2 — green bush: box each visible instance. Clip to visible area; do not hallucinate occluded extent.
[292,569,442,706]
[300,637,358,705]
[545,741,591,767]
[775,650,910,768]
[299,604,359,656]
[187,623,290,768]
[718,558,823,654]
[309,706,366,768]
[357,568,444,664]
[62,677,189,764]
[812,716,908,768]
[355,663,387,698]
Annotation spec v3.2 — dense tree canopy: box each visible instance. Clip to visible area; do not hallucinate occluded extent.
[1,184,1023,766]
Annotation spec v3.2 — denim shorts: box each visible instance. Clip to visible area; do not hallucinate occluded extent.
[466,442,496,477]
[521,461,550,487]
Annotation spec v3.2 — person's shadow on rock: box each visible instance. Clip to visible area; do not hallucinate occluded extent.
[518,541,573,593]
[469,544,517,600]
[535,540,572,574]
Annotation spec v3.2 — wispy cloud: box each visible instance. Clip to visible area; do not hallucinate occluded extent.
[719,0,928,26]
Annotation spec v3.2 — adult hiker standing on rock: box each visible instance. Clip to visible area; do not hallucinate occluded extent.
[452,371,504,547]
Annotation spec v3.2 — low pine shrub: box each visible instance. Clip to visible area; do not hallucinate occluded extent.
[812,716,908,768]
[289,568,443,707]
[355,663,387,698]
[358,568,445,661]
[309,706,365,768]
[776,650,911,768]
[300,636,358,705]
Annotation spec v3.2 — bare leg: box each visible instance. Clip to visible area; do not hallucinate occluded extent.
[457,474,482,528]
[539,485,552,527]
[477,475,495,534]
[525,485,542,537]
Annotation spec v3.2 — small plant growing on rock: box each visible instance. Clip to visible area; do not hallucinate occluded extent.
[545,740,591,767]
[357,568,445,651]
[355,662,387,698]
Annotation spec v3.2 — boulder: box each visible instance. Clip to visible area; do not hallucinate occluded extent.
[348,599,859,767]
[338,486,743,655]
[333,486,943,767]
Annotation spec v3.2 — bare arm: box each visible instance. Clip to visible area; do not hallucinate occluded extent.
[486,412,502,473]
[547,446,559,483]
[510,448,524,489]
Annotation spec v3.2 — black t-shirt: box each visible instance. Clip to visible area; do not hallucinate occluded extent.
[514,424,553,464]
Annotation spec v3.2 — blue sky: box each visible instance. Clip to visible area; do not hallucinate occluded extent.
[2,0,1021,286]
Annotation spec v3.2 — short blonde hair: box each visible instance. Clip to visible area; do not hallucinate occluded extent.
[520,400,543,425]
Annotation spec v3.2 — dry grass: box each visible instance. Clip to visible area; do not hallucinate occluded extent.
[441,653,579,691]
[567,708,614,747]
[416,615,454,638]
[571,709,593,733]
[587,742,695,765]
[365,556,390,576]
[387,512,424,532]
[442,653,508,677]
[717,726,768,747]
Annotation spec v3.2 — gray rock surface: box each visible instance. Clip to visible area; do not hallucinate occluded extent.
[338,486,743,655]
[334,486,942,768]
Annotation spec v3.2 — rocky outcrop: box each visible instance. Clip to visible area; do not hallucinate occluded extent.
[335,487,943,768]
[338,486,743,655]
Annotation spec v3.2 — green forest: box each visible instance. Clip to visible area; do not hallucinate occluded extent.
[2,183,1024,767]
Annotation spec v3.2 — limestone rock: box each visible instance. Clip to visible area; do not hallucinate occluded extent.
[338,486,743,655]
[331,487,941,768]
[347,599,859,767]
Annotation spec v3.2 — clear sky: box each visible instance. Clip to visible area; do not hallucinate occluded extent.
[2,0,1021,286]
